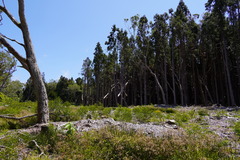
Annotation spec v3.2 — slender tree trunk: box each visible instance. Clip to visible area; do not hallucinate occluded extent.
[214,63,219,104]
[222,35,236,106]
[143,58,147,105]
[145,65,166,104]
[171,42,176,105]
[163,52,168,104]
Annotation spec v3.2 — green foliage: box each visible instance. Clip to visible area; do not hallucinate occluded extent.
[159,107,176,113]
[132,106,157,123]
[21,78,36,102]
[1,126,231,160]
[0,92,10,104]
[172,110,196,126]
[198,108,209,116]
[0,131,33,159]
[149,110,165,123]
[233,121,240,137]
[0,104,238,159]
[76,106,90,119]
[113,107,132,122]
[0,50,17,91]
[49,98,78,121]
[1,80,24,99]
[0,98,37,129]
[64,122,77,135]
[0,133,21,159]
[102,107,112,117]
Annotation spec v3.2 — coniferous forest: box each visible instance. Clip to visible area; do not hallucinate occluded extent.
[78,0,240,107]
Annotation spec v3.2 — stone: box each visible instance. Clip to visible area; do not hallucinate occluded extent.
[165,120,176,125]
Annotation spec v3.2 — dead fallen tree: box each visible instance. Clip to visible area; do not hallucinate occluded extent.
[0,114,37,120]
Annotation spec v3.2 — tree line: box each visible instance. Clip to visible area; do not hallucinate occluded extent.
[81,0,240,106]
[1,0,240,108]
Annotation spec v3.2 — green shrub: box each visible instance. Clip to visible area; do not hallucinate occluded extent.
[132,106,156,123]
[0,92,11,104]
[52,127,232,159]
[0,99,37,130]
[198,108,209,116]
[113,107,132,122]
[149,110,166,123]
[77,106,89,119]
[35,124,59,150]
[102,107,113,117]
[0,119,10,130]
[49,98,79,121]
[174,112,192,126]
[0,124,235,159]
[160,108,176,113]
[233,121,240,137]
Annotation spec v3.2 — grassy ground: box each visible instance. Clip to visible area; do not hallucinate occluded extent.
[0,97,239,159]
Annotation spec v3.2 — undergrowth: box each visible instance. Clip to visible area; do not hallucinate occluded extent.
[0,125,234,160]
[0,93,239,159]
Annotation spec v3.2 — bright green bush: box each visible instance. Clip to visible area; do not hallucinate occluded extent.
[102,107,113,117]
[132,106,156,123]
[149,110,166,123]
[0,92,10,104]
[113,107,132,122]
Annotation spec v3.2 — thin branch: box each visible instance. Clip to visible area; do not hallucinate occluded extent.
[0,114,37,120]
[0,35,29,72]
[145,64,166,104]
[0,33,25,47]
[0,5,21,29]
[2,0,6,8]
[31,140,44,157]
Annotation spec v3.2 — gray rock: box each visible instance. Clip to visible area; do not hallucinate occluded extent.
[165,120,176,125]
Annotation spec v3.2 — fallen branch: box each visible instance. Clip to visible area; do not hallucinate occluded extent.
[31,140,44,157]
[0,114,37,120]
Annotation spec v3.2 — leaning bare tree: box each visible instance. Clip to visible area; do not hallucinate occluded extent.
[0,0,49,123]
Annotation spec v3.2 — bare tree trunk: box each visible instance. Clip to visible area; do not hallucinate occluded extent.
[0,0,49,123]
[19,1,49,123]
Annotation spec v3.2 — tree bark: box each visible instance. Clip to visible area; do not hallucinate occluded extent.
[0,0,49,123]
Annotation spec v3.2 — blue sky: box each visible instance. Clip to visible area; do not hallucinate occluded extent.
[1,0,206,83]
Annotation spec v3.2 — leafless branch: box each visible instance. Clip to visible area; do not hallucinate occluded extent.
[0,13,2,25]
[31,140,45,157]
[0,34,25,47]
[0,35,29,72]
[1,0,6,8]
[0,114,37,120]
[0,5,21,28]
